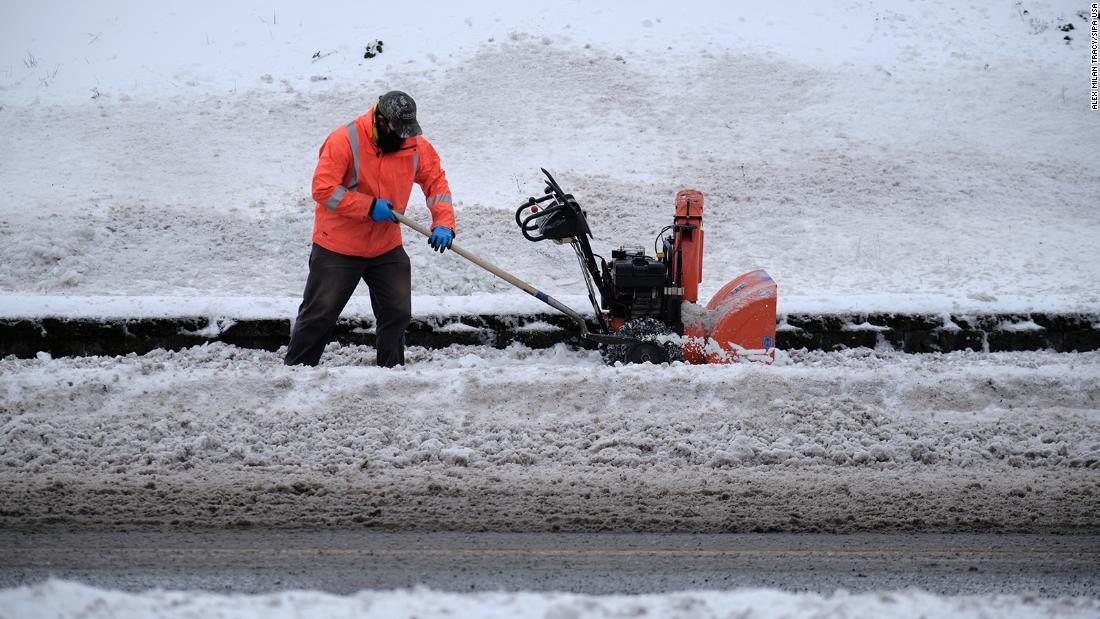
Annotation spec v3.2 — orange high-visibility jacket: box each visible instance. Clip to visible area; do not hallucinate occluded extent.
[310,104,456,258]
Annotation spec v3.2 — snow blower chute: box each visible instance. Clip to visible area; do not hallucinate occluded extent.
[393,169,777,365]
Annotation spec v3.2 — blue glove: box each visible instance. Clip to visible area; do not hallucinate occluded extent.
[428,226,454,253]
[370,198,398,222]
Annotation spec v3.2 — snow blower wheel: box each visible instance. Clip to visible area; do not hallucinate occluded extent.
[600,318,683,365]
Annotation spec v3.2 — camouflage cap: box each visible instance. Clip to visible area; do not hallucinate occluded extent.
[377,90,423,138]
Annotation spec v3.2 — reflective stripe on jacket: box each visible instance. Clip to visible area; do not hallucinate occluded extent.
[310,104,456,258]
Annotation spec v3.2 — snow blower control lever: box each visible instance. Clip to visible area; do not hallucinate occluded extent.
[389,174,636,348]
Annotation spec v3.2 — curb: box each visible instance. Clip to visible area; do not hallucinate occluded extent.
[2,312,1098,358]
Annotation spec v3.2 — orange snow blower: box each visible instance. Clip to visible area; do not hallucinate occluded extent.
[393,168,777,365]
[514,169,777,365]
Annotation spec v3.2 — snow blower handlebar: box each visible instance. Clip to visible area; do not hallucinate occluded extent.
[390,210,636,346]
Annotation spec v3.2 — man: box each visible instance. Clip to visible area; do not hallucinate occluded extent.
[285,91,455,367]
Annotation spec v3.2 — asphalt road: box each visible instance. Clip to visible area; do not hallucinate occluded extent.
[1,531,1098,596]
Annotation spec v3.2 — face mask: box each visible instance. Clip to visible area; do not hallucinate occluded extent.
[376,117,404,153]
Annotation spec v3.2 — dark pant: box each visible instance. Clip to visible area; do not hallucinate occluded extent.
[285,244,412,367]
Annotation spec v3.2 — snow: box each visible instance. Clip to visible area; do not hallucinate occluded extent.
[1,579,1098,619]
[0,293,590,320]
[1,1,1097,311]
[1,0,1098,611]
[179,317,237,338]
[2,343,1098,532]
[1,292,1096,322]
[843,321,892,332]
[998,319,1046,332]
[514,320,562,332]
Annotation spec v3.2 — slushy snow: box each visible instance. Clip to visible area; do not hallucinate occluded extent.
[2,579,1099,619]
[2,343,1097,532]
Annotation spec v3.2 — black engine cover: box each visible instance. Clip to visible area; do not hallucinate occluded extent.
[611,249,666,288]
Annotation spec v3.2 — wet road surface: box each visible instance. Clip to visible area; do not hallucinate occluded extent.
[2,531,1098,596]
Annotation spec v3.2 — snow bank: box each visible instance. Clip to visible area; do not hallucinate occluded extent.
[1,579,1097,619]
[2,344,1097,531]
[1,1,1097,310]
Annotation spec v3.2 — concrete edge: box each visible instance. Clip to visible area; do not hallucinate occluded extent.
[1,311,1098,358]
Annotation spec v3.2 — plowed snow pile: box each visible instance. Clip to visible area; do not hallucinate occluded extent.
[2,344,1097,532]
[1,1,1097,306]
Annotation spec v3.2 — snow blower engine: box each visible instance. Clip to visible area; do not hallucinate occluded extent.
[515,169,777,365]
